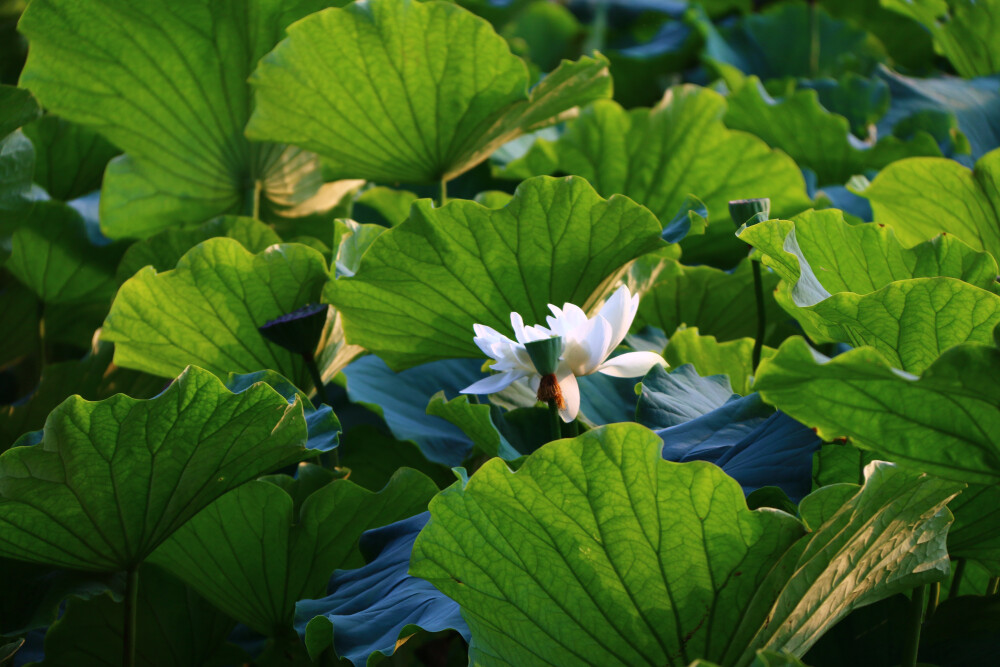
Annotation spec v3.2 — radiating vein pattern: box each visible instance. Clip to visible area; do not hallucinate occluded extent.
[0,367,308,571]
[326,176,663,369]
[18,0,330,237]
[102,238,330,390]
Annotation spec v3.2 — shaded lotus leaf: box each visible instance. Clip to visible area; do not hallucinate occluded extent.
[21,115,118,202]
[31,564,243,667]
[296,512,469,665]
[639,365,818,500]
[724,75,940,186]
[150,468,436,636]
[876,66,1000,160]
[882,0,1000,78]
[342,355,488,466]
[693,1,886,82]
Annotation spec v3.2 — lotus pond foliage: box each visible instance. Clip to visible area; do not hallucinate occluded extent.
[0,0,998,666]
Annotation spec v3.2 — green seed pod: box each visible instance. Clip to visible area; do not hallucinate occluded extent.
[525,336,564,376]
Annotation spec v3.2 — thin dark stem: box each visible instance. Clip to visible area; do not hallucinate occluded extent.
[123,565,140,667]
[989,576,1000,596]
[303,353,337,467]
[303,354,329,407]
[926,581,940,619]
[949,558,967,599]
[244,179,263,219]
[547,400,561,442]
[751,260,766,370]
[901,584,925,667]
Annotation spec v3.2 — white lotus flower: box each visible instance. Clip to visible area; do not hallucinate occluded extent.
[460,285,667,422]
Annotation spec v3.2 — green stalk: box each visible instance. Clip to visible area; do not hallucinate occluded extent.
[244,179,263,219]
[547,400,562,442]
[751,260,766,370]
[901,584,925,667]
[949,558,966,599]
[989,576,1000,596]
[303,353,337,467]
[564,419,580,438]
[439,177,448,207]
[926,581,940,619]
[123,565,140,667]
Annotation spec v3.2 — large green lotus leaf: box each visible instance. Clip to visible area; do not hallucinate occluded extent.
[6,201,125,304]
[664,327,775,395]
[754,337,1000,485]
[150,468,437,636]
[804,277,1000,372]
[1,340,162,452]
[115,215,281,283]
[859,148,1000,262]
[947,484,1000,574]
[326,176,663,369]
[17,0,339,238]
[411,423,806,667]
[882,0,1000,78]
[102,237,335,389]
[32,563,243,667]
[630,255,786,344]
[724,75,940,186]
[246,0,610,185]
[496,87,812,265]
[738,209,1000,295]
[0,366,309,571]
[739,210,1000,372]
[21,115,119,202]
[411,423,960,666]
